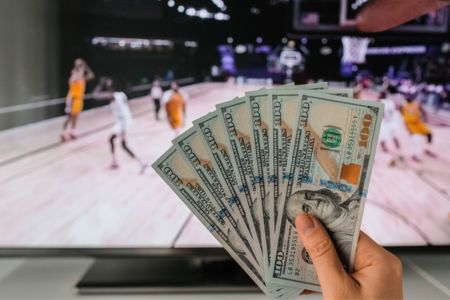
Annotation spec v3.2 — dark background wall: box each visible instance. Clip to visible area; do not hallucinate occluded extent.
[0,0,60,130]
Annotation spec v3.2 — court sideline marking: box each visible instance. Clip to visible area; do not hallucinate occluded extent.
[170,214,194,248]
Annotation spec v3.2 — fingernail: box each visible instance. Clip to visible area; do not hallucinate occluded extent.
[296,214,315,235]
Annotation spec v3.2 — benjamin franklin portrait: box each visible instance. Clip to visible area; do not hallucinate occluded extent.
[285,188,360,267]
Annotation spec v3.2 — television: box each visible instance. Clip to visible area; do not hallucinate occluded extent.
[0,0,449,293]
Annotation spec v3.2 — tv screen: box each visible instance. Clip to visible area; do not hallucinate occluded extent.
[0,0,449,250]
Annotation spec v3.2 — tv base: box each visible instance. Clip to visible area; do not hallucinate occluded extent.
[76,250,260,294]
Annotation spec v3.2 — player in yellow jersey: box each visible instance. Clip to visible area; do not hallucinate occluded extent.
[163,82,188,136]
[60,58,95,142]
[401,95,436,162]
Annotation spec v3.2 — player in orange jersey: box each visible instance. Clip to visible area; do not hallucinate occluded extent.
[60,58,95,142]
[163,82,188,136]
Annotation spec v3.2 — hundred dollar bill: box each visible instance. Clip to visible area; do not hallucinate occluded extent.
[268,87,354,241]
[267,88,355,286]
[266,84,331,247]
[266,278,304,298]
[172,127,260,262]
[216,95,304,300]
[246,83,333,260]
[192,111,300,297]
[152,147,268,293]
[270,289,299,300]
[269,91,383,291]
[193,112,263,259]
[216,98,263,243]
[245,84,332,273]
[215,96,287,292]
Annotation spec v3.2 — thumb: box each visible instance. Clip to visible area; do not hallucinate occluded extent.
[295,213,349,289]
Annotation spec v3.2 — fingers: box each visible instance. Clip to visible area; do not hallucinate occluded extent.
[295,214,348,287]
[353,231,402,275]
[356,0,447,32]
[351,231,403,299]
[352,231,385,271]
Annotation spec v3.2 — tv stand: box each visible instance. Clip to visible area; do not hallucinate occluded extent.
[76,249,260,294]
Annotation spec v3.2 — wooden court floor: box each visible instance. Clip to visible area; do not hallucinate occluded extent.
[0,82,449,248]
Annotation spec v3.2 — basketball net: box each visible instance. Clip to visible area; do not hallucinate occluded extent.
[341,36,370,64]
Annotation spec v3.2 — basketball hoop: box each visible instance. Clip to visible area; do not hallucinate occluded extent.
[341,36,370,64]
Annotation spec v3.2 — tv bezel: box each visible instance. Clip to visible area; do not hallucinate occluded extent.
[0,245,448,257]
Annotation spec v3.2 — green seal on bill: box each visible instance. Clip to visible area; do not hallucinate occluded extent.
[322,127,342,148]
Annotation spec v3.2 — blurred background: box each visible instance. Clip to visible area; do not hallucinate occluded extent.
[0,0,449,249]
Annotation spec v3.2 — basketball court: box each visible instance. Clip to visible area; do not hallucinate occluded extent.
[0,82,449,248]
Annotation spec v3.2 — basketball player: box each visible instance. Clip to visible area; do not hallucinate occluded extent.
[162,82,188,136]
[355,77,379,101]
[401,95,436,162]
[149,79,163,120]
[61,58,95,142]
[378,92,404,166]
[279,40,302,83]
[93,78,148,174]
[387,84,407,108]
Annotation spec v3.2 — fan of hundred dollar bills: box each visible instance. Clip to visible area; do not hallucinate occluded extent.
[152,82,383,299]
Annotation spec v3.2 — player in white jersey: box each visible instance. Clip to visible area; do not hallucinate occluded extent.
[149,79,163,121]
[378,92,406,166]
[93,78,148,174]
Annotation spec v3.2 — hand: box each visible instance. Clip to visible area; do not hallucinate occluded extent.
[64,102,71,114]
[296,213,403,300]
[356,0,449,32]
